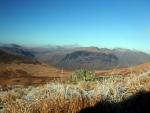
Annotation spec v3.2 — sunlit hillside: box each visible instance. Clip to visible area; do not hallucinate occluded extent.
[0,67,150,113]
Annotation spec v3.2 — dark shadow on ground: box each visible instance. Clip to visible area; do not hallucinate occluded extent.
[79,91,150,113]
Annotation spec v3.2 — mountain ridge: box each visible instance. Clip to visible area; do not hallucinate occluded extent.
[1,44,150,70]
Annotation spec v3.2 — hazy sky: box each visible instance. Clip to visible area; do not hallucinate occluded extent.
[0,0,150,51]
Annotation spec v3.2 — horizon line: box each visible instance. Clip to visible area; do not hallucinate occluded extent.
[0,42,150,54]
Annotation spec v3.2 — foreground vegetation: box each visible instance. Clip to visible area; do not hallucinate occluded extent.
[0,69,150,113]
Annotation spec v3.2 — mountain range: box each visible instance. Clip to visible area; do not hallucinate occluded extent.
[1,44,150,70]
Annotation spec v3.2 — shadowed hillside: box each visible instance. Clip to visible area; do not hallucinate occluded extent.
[58,51,119,70]
[0,50,39,64]
[0,44,35,58]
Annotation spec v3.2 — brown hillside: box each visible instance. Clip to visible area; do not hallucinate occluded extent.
[96,62,150,76]
[0,63,71,86]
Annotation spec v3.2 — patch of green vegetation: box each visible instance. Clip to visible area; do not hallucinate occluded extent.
[70,69,96,83]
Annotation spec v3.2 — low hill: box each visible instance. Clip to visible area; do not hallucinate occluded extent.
[0,44,35,58]
[0,50,39,64]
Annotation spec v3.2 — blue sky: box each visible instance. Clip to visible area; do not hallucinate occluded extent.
[0,0,150,52]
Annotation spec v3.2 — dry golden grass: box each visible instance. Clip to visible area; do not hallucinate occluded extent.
[96,62,150,76]
[0,63,71,86]
[0,62,150,86]
[0,63,71,77]
[0,68,150,113]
